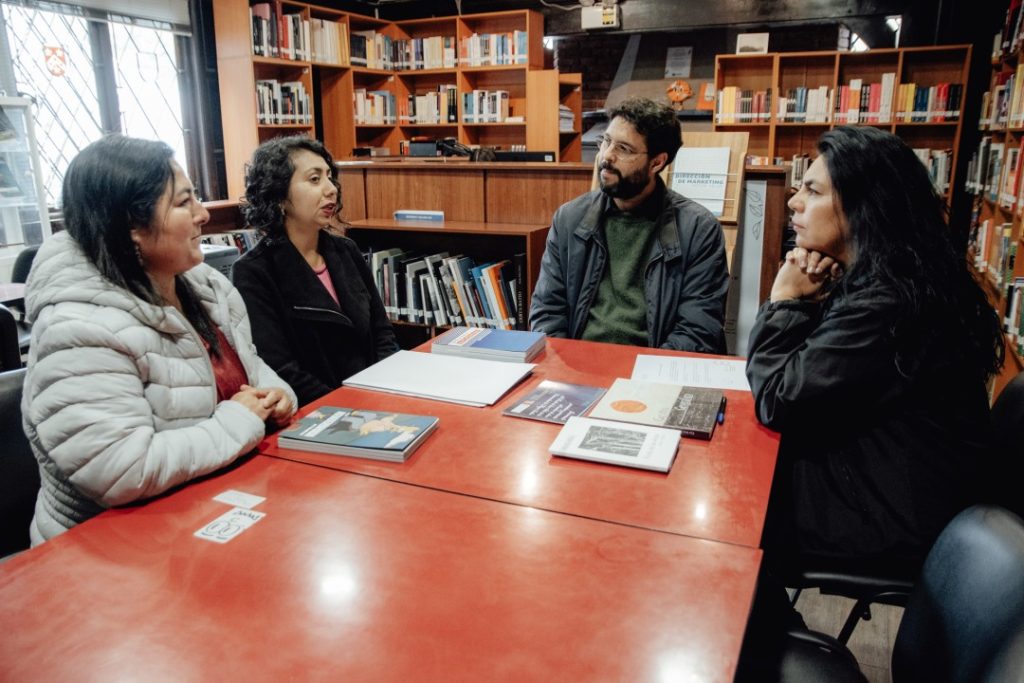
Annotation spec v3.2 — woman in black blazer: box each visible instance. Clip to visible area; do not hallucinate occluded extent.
[233,136,398,406]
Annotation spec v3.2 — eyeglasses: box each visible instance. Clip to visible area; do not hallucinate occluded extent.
[599,135,647,159]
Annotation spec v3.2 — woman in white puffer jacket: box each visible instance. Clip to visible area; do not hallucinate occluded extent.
[22,135,297,544]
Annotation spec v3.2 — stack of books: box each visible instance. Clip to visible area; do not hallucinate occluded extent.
[277,406,439,462]
[431,327,545,363]
[587,378,725,441]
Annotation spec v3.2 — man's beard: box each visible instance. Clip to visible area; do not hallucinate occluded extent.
[598,162,649,200]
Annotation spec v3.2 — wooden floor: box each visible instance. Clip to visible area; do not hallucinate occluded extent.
[795,589,904,683]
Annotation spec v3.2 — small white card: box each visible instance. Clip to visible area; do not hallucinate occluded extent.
[194,507,266,544]
[212,489,266,509]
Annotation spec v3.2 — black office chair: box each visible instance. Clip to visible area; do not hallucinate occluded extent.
[10,243,39,285]
[990,371,1024,519]
[788,565,914,645]
[778,505,1024,683]
[0,367,38,558]
[8,243,39,355]
[0,304,21,371]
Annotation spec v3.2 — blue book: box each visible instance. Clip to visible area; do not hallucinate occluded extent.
[277,407,438,462]
[431,326,545,362]
[503,380,606,424]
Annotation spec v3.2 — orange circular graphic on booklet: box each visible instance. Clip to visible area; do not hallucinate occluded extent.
[610,399,647,413]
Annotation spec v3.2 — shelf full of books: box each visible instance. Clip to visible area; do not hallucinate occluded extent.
[714,47,970,205]
[968,1,1024,392]
[214,2,576,201]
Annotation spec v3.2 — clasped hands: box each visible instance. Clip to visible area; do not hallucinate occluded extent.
[231,384,293,425]
[770,247,844,303]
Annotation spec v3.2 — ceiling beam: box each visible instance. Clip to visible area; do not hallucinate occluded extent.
[544,0,908,35]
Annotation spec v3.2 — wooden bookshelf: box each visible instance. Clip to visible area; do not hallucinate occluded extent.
[714,46,970,207]
[212,3,582,201]
[966,2,1024,395]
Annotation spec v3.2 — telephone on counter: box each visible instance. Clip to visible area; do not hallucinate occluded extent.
[437,138,496,161]
[438,138,472,157]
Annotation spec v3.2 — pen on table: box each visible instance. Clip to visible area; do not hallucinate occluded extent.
[717,397,727,425]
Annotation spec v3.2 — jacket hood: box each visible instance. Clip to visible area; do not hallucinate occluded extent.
[25,231,218,336]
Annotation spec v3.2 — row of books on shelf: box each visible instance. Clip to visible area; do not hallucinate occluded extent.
[980,65,1024,130]
[201,229,259,254]
[720,79,962,125]
[364,247,527,331]
[715,87,771,124]
[834,80,961,124]
[354,88,517,125]
[462,90,512,123]
[348,29,528,70]
[965,137,1024,206]
[460,31,530,67]
[351,31,458,70]
[973,219,1016,292]
[251,3,314,62]
[354,88,397,125]
[255,80,312,125]
[559,104,574,132]
[1002,277,1024,359]
[994,0,1024,61]
[911,148,954,194]
[397,86,458,124]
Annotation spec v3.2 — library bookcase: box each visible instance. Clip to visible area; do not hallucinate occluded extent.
[967,1,1024,396]
[714,46,971,206]
[212,1,582,201]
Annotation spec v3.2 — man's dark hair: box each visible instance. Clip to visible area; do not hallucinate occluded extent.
[242,134,341,237]
[607,97,681,165]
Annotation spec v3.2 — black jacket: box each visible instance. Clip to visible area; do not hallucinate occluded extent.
[746,284,992,576]
[233,231,399,406]
[528,178,730,353]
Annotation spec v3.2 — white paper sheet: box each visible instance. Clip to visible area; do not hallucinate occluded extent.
[343,350,535,407]
[630,355,751,391]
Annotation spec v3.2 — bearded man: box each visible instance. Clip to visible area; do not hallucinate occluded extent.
[529,97,729,352]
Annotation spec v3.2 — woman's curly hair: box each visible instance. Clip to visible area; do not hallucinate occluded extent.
[242,135,341,237]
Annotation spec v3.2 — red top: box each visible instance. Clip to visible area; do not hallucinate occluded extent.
[203,327,249,401]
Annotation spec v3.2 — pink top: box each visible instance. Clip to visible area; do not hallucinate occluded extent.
[315,265,339,305]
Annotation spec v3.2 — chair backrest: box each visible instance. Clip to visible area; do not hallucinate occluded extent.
[10,244,39,284]
[0,367,38,557]
[988,372,1024,517]
[0,304,21,371]
[891,505,1024,683]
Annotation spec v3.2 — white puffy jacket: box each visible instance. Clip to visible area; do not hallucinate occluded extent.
[22,232,297,544]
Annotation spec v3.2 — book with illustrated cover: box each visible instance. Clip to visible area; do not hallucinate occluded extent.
[588,378,725,440]
[549,416,681,472]
[431,326,545,362]
[503,380,605,424]
[277,406,439,462]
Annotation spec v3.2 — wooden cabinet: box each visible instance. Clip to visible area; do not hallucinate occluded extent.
[715,46,970,206]
[212,2,581,201]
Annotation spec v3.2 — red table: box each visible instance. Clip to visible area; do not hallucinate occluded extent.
[261,337,780,548]
[0,456,761,682]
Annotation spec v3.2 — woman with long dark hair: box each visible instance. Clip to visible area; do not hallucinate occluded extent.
[747,125,1004,580]
[233,135,398,406]
[23,135,296,543]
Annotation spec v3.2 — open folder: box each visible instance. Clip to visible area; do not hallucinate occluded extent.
[343,350,535,407]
